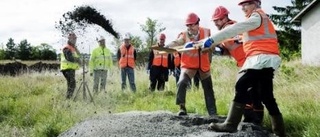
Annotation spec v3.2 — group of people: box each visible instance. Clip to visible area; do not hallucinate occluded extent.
[60,0,285,136]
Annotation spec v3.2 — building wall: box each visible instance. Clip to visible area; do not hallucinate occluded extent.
[301,3,320,66]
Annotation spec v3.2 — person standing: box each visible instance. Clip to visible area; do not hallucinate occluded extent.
[89,36,113,93]
[60,32,81,99]
[211,6,264,125]
[165,12,217,117]
[117,33,137,92]
[198,0,285,136]
[147,33,173,91]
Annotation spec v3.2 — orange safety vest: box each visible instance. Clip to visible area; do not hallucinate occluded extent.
[173,52,181,67]
[152,49,168,67]
[243,9,279,57]
[180,27,211,72]
[221,20,246,67]
[119,44,135,68]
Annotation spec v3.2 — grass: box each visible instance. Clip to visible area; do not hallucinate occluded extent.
[0,57,319,137]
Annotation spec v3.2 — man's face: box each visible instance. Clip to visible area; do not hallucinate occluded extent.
[158,39,165,46]
[241,2,256,16]
[124,39,130,46]
[213,18,224,30]
[186,23,199,36]
[99,39,105,47]
[68,33,77,45]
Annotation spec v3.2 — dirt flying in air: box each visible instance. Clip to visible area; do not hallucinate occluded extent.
[55,5,119,39]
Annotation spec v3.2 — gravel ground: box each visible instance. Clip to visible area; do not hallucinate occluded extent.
[59,111,276,137]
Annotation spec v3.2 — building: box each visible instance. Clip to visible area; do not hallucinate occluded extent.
[291,0,320,66]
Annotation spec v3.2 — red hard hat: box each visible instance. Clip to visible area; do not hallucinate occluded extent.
[238,0,261,5]
[212,6,229,21]
[159,33,166,40]
[185,12,199,25]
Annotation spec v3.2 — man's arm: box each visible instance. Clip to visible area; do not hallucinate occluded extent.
[134,49,137,60]
[63,48,75,62]
[117,49,121,61]
[165,32,186,48]
[209,12,261,44]
[147,50,154,70]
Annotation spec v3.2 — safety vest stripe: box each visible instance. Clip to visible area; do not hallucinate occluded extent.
[246,12,277,41]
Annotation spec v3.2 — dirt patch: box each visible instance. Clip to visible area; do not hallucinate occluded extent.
[58,111,274,137]
[0,61,59,76]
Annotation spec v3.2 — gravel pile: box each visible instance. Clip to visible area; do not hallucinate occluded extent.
[59,111,275,137]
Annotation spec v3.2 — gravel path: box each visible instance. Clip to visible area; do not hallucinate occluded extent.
[59,111,275,137]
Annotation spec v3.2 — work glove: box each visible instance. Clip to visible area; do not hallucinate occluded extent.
[90,73,93,76]
[203,38,214,48]
[214,45,224,55]
[147,69,150,74]
[184,42,194,48]
[168,70,172,76]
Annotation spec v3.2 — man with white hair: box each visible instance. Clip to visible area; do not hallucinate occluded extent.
[189,0,285,136]
[89,36,113,93]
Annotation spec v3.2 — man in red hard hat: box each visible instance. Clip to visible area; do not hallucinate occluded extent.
[187,0,285,136]
[165,12,217,117]
[211,6,265,125]
[147,33,174,91]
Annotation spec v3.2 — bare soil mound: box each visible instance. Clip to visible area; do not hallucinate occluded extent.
[58,111,274,137]
[0,61,59,76]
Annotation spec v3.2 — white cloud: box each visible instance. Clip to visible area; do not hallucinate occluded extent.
[0,0,292,54]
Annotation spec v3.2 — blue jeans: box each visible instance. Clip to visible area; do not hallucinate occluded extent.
[121,67,136,92]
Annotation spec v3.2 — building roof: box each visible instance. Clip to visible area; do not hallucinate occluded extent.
[291,0,320,23]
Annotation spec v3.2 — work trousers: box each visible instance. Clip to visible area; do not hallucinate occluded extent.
[176,70,217,115]
[235,68,281,115]
[93,70,108,93]
[121,67,136,92]
[62,69,76,99]
[149,66,168,91]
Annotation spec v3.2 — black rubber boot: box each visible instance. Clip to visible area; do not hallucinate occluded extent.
[270,114,286,137]
[208,101,245,132]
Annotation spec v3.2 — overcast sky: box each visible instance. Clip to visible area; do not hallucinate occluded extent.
[0,0,292,53]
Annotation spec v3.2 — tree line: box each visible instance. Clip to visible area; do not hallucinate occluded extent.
[0,38,57,60]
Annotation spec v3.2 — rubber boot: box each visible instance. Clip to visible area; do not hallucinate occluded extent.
[243,104,254,123]
[208,101,245,132]
[178,104,187,116]
[254,110,264,125]
[270,114,286,137]
[201,76,217,116]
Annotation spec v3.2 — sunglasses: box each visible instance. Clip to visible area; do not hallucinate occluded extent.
[186,24,197,27]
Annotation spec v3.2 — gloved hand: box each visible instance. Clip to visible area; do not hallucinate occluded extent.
[203,37,214,48]
[168,70,172,76]
[184,42,194,48]
[214,46,224,55]
[90,73,93,76]
[147,69,150,74]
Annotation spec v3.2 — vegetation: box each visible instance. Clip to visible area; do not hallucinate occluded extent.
[270,0,313,60]
[0,57,319,137]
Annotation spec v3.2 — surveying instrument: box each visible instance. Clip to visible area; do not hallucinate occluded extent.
[74,56,94,104]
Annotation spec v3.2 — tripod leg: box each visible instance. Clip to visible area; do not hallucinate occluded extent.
[84,82,95,104]
[73,82,83,101]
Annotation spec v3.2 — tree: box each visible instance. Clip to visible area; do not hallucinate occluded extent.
[5,38,17,59]
[16,39,32,60]
[270,0,313,60]
[140,17,166,48]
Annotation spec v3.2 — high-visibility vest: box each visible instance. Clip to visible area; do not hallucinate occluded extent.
[173,52,181,67]
[180,27,211,72]
[243,9,279,57]
[152,48,168,67]
[60,44,80,70]
[89,46,113,73]
[221,20,246,67]
[119,44,135,68]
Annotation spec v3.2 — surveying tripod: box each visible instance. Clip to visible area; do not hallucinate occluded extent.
[73,57,94,104]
